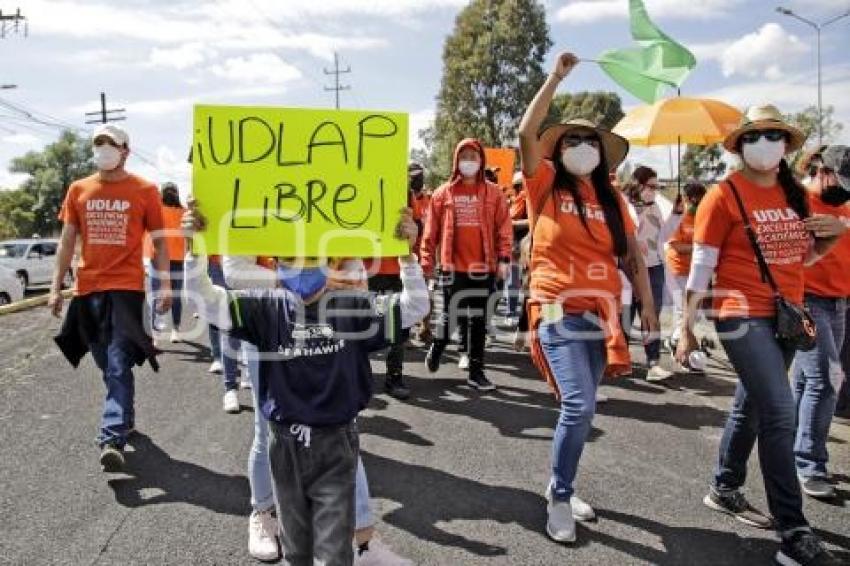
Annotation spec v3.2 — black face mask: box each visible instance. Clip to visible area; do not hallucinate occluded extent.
[821,185,850,206]
[409,175,424,194]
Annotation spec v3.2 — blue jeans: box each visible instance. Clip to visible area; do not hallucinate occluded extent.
[792,295,846,479]
[355,456,374,530]
[504,263,522,317]
[90,338,136,448]
[207,261,239,390]
[150,260,184,328]
[244,343,275,512]
[629,263,665,364]
[714,317,807,533]
[539,314,606,501]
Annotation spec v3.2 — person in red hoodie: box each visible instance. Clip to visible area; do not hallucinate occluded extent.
[421,139,512,390]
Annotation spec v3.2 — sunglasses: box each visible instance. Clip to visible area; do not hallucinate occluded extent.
[93,138,121,148]
[739,129,788,145]
[563,134,600,148]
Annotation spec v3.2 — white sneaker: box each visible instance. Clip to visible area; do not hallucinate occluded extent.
[545,481,596,522]
[546,500,576,543]
[170,329,182,343]
[569,495,596,522]
[354,536,413,566]
[208,360,223,374]
[248,508,280,562]
[223,390,240,413]
[458,353,470,370]
[646,364,673,382]
[239,377,252,390]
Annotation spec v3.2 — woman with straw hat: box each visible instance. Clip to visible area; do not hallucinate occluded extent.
[518,51,659,544]
[676,104,844,566]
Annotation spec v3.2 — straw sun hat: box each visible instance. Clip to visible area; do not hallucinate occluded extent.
[538,118,629,170]
[722,104,806,154]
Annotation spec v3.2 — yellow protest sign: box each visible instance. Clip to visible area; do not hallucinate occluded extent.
[192,105,409,257]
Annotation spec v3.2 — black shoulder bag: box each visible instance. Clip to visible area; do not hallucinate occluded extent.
[726,180,817,351]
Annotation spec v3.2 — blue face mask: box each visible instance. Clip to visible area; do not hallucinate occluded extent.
[276,265,328,300]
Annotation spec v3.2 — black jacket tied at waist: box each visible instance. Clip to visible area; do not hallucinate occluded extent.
[54,291,160,372]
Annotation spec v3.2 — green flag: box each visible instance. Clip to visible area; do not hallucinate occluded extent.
[598,0,697,103]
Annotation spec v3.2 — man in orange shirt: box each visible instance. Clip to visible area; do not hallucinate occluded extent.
[50,124,171,471]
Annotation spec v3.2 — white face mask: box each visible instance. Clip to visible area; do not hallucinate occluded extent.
[458,159,480,178]
[561,144,600,177]
[741,137,786,172]
[93,145,123,171]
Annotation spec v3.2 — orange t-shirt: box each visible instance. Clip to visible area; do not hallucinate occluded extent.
[804,194,850,298]
[59,173,163,296]
[665,212,696,276]
[525,160,636,313]
[161,206,187,261]
[694,172,811,319]
[451,183,487,273]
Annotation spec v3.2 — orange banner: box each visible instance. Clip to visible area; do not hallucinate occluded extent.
[484,147,516,189]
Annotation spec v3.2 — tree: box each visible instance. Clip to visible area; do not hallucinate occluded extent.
[0,189,37,239]
[784,105,844,170]
[427,0,551,182]
[9,130,95,236]
[680,143,726,183]
[545,91,625,131]
[785,105,843,147]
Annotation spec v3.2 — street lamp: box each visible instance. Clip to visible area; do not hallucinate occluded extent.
[776,6,850,146]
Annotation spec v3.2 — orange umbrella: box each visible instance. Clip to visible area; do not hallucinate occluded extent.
[613,97,743,146]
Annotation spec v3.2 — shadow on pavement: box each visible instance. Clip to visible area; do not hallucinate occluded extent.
[596,398,727,431]
[362,450,547,557]
[380,377,588,443]
[107,432,249,517]
[359,413,434,447]
[581,509,850,564]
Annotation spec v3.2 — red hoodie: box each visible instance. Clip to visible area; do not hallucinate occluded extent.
[420,139,512,276]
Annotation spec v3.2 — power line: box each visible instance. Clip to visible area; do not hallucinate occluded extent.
[84,92,126,125]
[0,7,27,38]
[324,51,350,110]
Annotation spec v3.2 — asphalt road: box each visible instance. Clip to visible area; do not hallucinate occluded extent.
[0,307,848,565]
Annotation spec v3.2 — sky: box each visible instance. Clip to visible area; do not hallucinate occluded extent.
[0,0,848,194]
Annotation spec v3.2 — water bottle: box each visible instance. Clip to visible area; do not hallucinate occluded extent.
[688,350,708,372]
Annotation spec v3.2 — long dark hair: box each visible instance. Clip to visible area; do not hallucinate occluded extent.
[736,136,809,220]
[551,135,628,257]
[777,159,810,220]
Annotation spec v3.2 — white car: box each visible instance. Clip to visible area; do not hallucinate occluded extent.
[0,238,72,290]
[0,264,24,306]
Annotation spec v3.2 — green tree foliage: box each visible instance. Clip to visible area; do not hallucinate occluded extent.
[8,130,95,236]
[784,105,844,170]
[785,105,843,146]
[680,143,726,183]
[545,91,625,131]
[0,189,37,239]
[426,0,551,183]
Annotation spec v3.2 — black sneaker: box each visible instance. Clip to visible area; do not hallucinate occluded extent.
[385,373,411,400]
[703,488,773,529]
[100,443,125,472]
[775,531,840,566]
[425,343,444,373]
[467,370,496,391]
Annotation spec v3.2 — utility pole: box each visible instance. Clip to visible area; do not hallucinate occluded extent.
[776,6,850,146]
[324,52,350,110]
[0,7,26,38]
[84,92,126,125]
